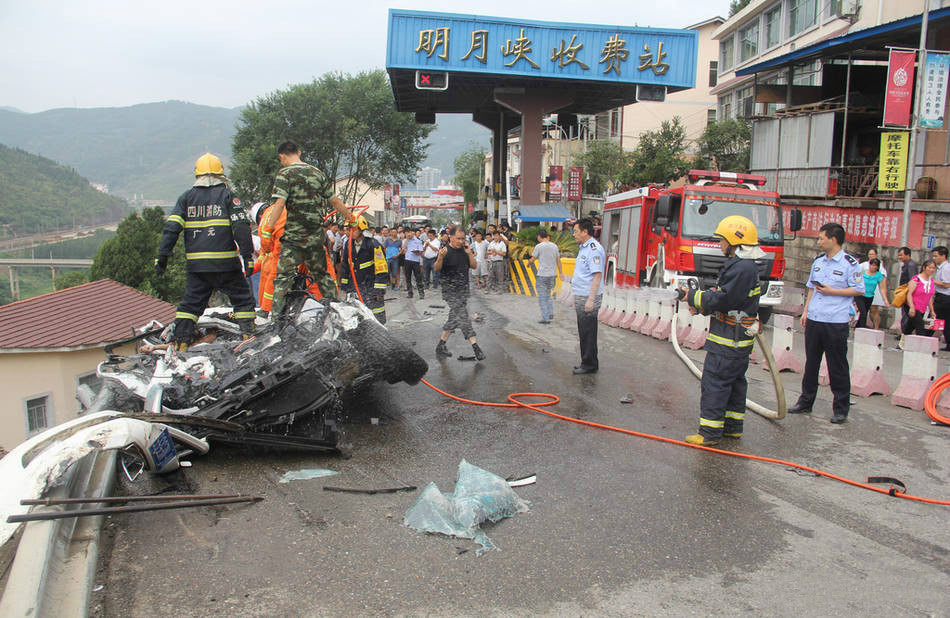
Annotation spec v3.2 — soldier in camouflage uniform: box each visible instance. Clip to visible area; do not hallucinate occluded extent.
[262,141,353,316]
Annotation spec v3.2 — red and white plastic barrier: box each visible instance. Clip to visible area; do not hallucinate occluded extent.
[607,289,629,327]
[620,289,641,329]
[651,298,674,340]
[597,285,614,321]
[639,292,660,335]
[682,313,709,350]
[763,314,802,373]
[629,290,649,331]
[850,328,890,397]
[892,335,939,410]
[675,300,692,342]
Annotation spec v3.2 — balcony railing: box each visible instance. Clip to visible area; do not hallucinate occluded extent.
[750,165,882,199]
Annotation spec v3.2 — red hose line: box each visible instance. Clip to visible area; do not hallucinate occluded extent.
[924,372,950,426]
[420,378,950,506]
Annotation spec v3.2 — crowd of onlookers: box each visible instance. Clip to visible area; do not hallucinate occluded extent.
[321,221,531,297]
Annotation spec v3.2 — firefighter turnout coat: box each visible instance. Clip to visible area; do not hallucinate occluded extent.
[339,234,389,323]
[159,183,254,272]
[685,256,761,358]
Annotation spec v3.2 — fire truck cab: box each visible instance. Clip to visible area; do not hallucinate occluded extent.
[601,170,801,322]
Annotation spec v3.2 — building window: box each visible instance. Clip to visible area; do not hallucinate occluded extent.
[792,59,822,86]
[720,37,734,72]
[26,395,50,434]
[707,108,717,125]
[718,94,733,121]
[709,61,718,87]
[764,4,782,48]
[737,86,755,118]
[789,0,818,37]
[77,372,102,413]
[739,22,759,63]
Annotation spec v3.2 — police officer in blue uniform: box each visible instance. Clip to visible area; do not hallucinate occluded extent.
[679,216,762,446]
[571,217,605,374]
[155,153,256,350]
[789,222,864,423]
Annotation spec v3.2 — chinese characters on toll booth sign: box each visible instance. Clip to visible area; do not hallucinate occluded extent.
[877,132,908,192]
[416,26,671,77]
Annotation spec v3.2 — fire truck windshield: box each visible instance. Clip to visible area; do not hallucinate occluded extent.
[682,198,783,245]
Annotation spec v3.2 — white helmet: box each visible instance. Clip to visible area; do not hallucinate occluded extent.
[249,202,267,225]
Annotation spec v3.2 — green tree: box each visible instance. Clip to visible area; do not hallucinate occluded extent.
[729,0,753,16]
[90,207,186,303]
[453,143,486,207]
[573,139,631,195]
[695,119,752,172]
[54,270,88,290]
[231,70,433,205]
[623,117,692,187]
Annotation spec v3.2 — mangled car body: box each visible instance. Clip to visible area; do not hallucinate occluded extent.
[86,296,428,451]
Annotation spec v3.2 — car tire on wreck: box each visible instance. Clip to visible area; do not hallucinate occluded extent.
[344,318,428,386]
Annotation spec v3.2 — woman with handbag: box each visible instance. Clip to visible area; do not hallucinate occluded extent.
[900,259,938,346]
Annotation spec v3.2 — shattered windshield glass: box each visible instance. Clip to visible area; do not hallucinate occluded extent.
[682,197,783,245]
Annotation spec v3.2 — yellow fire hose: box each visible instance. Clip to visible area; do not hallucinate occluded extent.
[670,311,787,420]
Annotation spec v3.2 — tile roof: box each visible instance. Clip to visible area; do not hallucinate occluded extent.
[0,279,176,350]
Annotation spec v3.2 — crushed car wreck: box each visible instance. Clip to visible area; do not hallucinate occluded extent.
[86,293,429,452]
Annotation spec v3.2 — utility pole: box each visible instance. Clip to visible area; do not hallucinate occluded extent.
[900,3,930,247]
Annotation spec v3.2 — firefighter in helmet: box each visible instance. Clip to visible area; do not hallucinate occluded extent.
[678,215,763,446]
[338,215,389,323]
[155,153,256,349]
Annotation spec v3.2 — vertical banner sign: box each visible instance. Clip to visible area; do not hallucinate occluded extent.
[384,185,392,209]
[921,52,950,129]
[878,132,909,191]
[883,50,916,127]
[549,165,563,201]
[568,166,583,201]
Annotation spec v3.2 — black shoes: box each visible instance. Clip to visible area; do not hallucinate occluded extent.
[435,341,452,358]
[572,366,597,375]
[420,290,425,299]
[472,343,485,361]
[787,402,813,414]
[830,414,848,424]
[538,319,551,324]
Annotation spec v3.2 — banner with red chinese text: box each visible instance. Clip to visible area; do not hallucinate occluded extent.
[549,165,563,201]
[781,205,925,248]
[568,166,583,201]
[877,132,909,191]
[883,50,916,127]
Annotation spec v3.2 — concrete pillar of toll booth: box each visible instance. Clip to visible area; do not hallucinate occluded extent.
[474,110,520,224]
[493,88,574,206]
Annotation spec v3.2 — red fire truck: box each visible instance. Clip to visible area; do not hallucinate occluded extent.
[601,170,802,322]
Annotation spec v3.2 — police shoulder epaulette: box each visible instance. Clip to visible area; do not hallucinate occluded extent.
[844,253,858,265]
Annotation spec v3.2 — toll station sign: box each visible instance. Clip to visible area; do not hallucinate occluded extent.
[387,10,697,89]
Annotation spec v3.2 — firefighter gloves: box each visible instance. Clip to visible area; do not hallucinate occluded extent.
[154,255,168,276]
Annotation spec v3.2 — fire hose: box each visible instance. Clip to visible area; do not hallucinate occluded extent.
[341,238,947,506]
[924,372,950,426]
[670,310,787,420]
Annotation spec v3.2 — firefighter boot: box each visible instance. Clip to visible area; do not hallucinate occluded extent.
[685,434,720,446]
[723,431,743,438]
[436,341,452,358]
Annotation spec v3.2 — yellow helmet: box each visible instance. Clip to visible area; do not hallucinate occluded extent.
[194,153,224,176]
[347,215,369,230]
[714,215,758,246]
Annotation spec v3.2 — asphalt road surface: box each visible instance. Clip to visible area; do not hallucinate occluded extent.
[93,287,950,616]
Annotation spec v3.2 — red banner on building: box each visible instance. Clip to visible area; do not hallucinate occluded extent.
[883,49,916,127]
[568,166,583,201]
[781,205,925,248]
[549,165,563,201]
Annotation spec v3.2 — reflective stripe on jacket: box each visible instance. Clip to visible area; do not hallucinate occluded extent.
[686,255,761,359]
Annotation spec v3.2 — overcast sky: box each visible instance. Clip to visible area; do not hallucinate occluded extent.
[0,0,730,113]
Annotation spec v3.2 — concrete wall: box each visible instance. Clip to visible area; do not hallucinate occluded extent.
[0,344,134,451]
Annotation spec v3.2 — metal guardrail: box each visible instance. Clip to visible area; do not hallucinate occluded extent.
[0,450,116,617]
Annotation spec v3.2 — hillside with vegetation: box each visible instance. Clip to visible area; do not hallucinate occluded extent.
[0,101,242,203]
[0,144,129,235]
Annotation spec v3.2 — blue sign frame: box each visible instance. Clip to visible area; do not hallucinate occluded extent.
[387,10,697,89]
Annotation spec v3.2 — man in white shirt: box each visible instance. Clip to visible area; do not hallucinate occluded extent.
[421,229,442,289]
[932,245,950,350]
[472,231,489,288]
[487,231,507,293]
